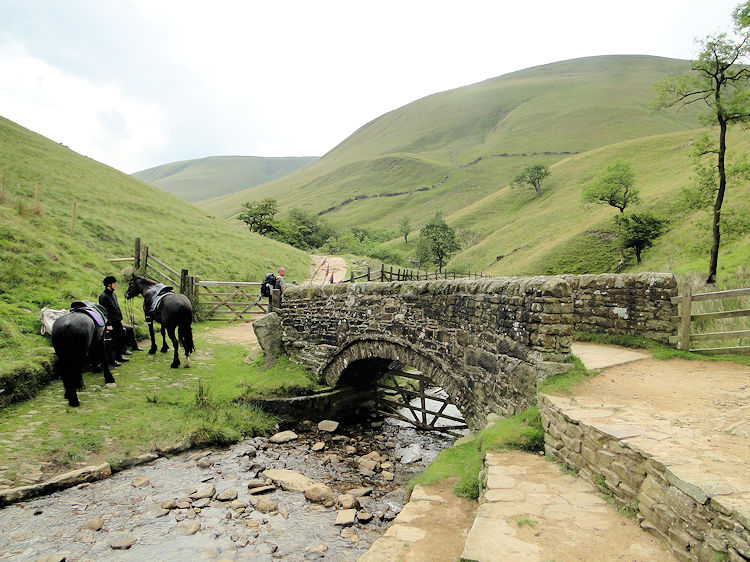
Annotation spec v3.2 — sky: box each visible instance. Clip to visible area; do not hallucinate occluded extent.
[0,0,743,174]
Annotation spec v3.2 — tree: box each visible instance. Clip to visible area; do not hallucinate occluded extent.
[237,198,279,235]
[512,163,551,198]
[582,159,641,213]
[418,212,460,272]
[616,212,668,265]
[398,216,412,244]
[654,4,750,283]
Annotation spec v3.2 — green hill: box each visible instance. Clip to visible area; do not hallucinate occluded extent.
[201,55,703,226]
[133,155,318,203]
[0,115,310,383]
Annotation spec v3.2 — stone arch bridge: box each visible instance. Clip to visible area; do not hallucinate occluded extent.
[269,274,676,430]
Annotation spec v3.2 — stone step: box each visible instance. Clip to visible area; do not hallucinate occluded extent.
[460,450,675,561]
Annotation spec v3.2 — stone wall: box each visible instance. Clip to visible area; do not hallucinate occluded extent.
[561,273,677,343]
[280,277,574,428]
[540,395,749,561]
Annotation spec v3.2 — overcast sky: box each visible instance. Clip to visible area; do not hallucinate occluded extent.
[0,0,742,174]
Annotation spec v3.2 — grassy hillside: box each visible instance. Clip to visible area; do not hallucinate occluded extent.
[0,116,310,375]
[201,55,701,227]
[133,155,318,203]
[433,127,750,277]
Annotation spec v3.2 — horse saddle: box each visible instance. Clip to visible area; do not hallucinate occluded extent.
[70,301,107,327]
[144,284,175,313]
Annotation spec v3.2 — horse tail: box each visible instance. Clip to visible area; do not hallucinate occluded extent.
[179,321,195,356]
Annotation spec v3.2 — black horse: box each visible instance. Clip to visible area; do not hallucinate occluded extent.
[124,275,195,368]
[51,310,115,407]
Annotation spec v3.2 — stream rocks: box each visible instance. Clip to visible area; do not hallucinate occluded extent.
[0,418,450,560]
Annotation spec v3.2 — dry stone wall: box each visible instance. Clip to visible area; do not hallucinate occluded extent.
[280,277,574,428]
[561,273,677,342]
[540,395,749,561]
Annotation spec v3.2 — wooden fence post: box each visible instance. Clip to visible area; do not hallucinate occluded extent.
[134,237,141,269]
[143,245,149,272]
[193,276,200,300]
[180,268,189,294]
[71,201,77,233]
[367,266,371,281]
[679,283,692,351]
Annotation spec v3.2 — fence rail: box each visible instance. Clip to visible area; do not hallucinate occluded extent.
[193,278,266,322]
[670,284,750,355]
[342,263,483,283]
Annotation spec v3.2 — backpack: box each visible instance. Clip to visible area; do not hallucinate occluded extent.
[260,273,276,297]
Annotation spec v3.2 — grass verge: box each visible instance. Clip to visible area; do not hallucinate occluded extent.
[407,407,544,500]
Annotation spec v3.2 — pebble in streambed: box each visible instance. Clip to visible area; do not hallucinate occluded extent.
[0,418,455,560]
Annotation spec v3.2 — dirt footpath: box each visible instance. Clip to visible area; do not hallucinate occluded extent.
[309,255,348,285]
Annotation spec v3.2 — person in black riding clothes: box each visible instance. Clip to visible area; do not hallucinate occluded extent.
[99,275,140,366]
[265,267,286,312]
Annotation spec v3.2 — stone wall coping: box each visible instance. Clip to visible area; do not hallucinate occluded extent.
[283,275,572,300]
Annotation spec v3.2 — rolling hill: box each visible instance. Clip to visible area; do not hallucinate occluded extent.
[133,155,318,203]
[201,55,704,226]
[196,54,748,279]
[0,115,310,379]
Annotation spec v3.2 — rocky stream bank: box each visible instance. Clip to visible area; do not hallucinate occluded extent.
[0,418,455,560]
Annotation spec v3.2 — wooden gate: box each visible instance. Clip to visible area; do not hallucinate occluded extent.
[375,369,468,436]
[194,280,267,322]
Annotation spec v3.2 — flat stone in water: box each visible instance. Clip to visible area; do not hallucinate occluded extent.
[317,420,339,433]
[109,534,137,549]
[81,516,104,531]
[177,521,201,536]
[269,430,298,443]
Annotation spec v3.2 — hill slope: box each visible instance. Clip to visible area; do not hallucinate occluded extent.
[201,55,702,226]
[133,155,318,203]
[0,115,310,372]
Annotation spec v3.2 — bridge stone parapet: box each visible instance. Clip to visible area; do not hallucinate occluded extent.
[280,276,574,428]
[561,273,677,343]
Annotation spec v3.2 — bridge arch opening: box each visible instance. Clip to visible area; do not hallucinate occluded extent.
[322,339,469,435]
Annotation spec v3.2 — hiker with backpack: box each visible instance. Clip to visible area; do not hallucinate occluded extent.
[261,267,286,312]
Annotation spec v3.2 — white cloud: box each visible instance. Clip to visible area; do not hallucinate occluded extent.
[0,0,743,172]
[0,44,164,172]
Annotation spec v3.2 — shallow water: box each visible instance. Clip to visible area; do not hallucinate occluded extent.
[0,415,458,561]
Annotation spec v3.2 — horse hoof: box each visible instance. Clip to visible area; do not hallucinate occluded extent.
[170,362,180,369]
[149,347,157,355]
[161,347,169,353]
[68,400,80,407]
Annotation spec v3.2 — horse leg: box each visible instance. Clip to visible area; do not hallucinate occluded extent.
[96,339,116,385]
[161,325,169,353]
[168,326,180,368]
[147,320,158,355]
[59,360,81,408]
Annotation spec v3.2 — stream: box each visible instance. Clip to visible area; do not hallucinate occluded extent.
[0,405,462,561]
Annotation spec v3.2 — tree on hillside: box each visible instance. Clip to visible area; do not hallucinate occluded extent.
[581,159,641,213]
[399,216,412,244]
[653,3,750,283]
[418,212,460,272]
[512,163,551,198]
[616,212,668,265]
[238,198,279,235]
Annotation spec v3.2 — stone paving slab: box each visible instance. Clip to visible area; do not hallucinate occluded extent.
[359,481,476,562]
[460,450,675,561]
[571,342,651,370]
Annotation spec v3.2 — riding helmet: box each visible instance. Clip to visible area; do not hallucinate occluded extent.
[103,275,117,286]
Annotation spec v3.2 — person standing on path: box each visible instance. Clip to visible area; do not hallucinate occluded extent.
[99,276,140,365]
